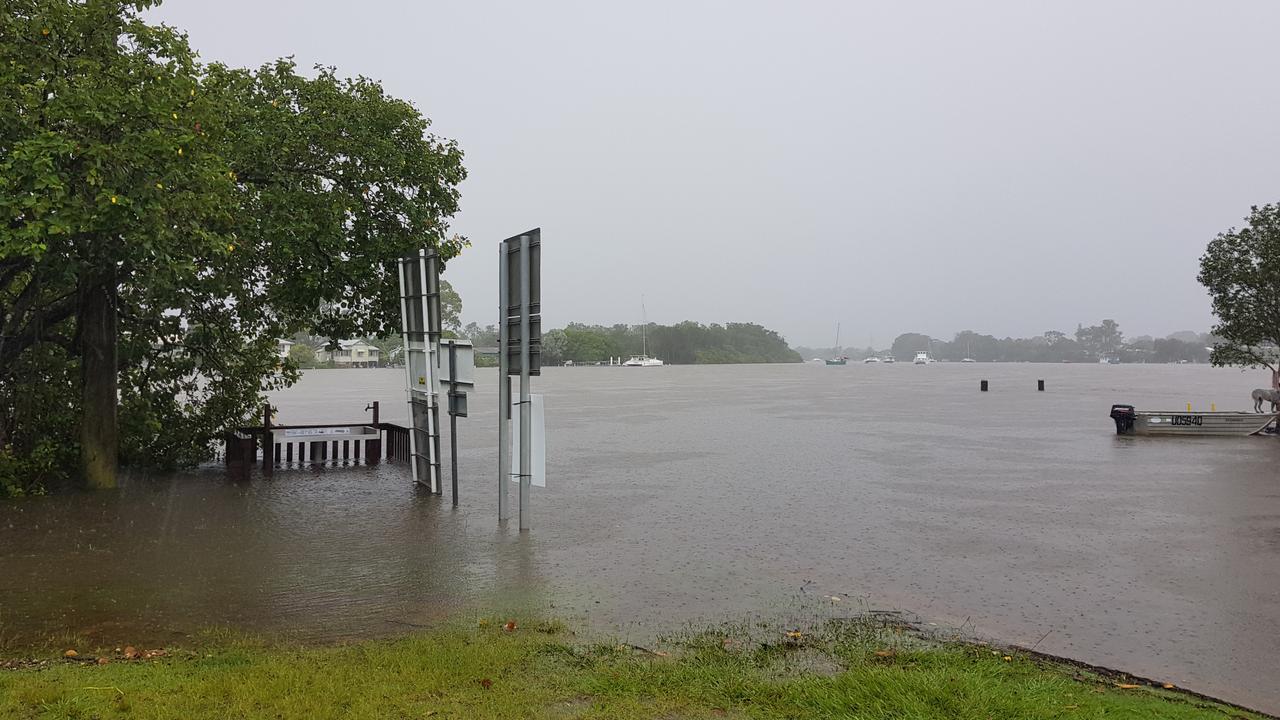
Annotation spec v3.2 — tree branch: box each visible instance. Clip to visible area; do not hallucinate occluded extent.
[0,294,78,366]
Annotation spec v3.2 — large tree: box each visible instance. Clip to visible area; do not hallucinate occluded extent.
[1,0,465,491]
[1198,204,1280,385]
[890,333,933,362]
[1074,319,1123,359]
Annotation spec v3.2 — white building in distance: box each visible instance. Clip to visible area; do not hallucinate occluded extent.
[319,339,380,368]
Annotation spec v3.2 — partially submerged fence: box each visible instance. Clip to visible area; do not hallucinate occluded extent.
[220,402,413,476]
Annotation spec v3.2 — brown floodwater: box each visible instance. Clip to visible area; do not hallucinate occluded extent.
[2,363,1278,712]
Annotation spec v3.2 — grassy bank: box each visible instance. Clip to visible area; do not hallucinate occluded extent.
[0,617,1262,720]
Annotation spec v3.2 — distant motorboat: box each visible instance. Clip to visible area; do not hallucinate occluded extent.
[913,351,934,365]
[961,357,976,363]
[623,355,664,367]
[863,356,881,363]
[881,355,895,364]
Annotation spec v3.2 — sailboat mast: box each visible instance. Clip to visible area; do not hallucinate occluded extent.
[641,296,648,357]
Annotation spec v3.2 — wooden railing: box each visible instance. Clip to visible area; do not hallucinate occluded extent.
[383,424,411,461]
[219,402,413,476]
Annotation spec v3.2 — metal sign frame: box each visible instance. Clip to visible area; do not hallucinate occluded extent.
[398,249,442,494]
[498,229,542,530]
[439,338,473,506]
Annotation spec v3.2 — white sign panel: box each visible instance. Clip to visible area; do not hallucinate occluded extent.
[437,339,476,389]
[510,394,546,488]
[283,427,353,437]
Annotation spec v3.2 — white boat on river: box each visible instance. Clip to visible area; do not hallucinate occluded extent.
[624,296,664,367]
[1109,404,1278,436]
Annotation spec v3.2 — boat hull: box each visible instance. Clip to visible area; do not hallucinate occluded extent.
[1113,407,1278,436]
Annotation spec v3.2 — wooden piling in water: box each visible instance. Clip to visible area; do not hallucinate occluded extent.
[980,380,988,392]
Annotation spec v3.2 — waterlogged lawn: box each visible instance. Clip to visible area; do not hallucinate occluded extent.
[0,618,1262,720]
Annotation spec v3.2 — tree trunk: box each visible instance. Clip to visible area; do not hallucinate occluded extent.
[78,269,118,489]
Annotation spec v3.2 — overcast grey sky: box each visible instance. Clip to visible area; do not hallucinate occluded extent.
[152,1,1280,347]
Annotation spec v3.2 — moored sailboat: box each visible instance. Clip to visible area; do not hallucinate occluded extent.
[825,323,847,365]
[623,296,663,367]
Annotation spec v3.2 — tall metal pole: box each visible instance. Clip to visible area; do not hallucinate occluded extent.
[431,396,442,495]
[396,257,421,484]
[497,241,510,522]
[518,234,532,532]
[419,250,441,494]
[449,342,459,507]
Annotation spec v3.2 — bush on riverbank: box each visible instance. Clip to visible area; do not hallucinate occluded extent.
[0,617,1260,719]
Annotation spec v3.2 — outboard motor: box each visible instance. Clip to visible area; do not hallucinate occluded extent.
[1109,404,1135,435]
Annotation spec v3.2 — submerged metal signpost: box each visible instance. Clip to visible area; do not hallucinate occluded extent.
[498,229,542,530]
[438,338,474,506]
[398,249,443,494]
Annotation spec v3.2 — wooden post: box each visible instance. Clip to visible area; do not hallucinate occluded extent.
[980,380,988,392]
[367,401,381,463]
[262,403,273,476]
[229,432,254,480]
[1037,379,1045,392]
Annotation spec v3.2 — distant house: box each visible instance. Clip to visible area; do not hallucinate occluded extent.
[277,339,294,359]
[319,339,381,368]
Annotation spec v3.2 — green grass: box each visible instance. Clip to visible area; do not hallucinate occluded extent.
[0,617,1263,720]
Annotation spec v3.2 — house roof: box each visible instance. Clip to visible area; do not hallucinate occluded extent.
[311,339,381,352]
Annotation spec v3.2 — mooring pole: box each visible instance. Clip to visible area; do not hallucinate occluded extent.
[497,242,510,522]
[518,234,532,532]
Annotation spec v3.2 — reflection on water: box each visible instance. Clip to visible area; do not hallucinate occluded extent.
[2,364,1279,712]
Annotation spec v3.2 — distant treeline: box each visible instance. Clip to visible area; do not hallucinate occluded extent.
[462,321,802,365]
[796,321,1215,364]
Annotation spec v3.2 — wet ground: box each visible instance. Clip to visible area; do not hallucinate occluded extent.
[2,363,1278,712]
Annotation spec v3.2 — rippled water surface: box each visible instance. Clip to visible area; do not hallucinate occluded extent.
[3,364,1278,711]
